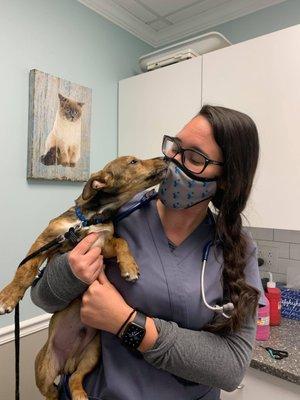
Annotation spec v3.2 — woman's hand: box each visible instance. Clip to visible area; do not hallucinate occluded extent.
[80,270,133,335]
[80,270,159,351]
[68,233,104,285]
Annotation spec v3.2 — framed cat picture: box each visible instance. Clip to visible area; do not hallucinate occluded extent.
[27,69,92,181]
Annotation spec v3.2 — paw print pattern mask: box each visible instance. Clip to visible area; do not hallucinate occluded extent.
[158,160,218,209]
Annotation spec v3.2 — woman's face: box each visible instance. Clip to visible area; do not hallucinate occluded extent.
[175,115,224,180]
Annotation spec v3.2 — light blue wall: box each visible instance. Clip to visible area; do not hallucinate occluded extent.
[0,0,152,328]
[166,0,300,46]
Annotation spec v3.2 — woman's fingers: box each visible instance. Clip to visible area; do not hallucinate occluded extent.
[83,246,102,264]
[68,233,104,284]
[98,269,109,285]
[72,233,101,256]
[90,270,102,284]
[90,258,104,278]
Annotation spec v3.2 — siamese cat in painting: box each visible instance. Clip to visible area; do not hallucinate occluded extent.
[41,93,84,167]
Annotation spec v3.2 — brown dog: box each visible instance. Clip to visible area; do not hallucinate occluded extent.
[0,155,166,399]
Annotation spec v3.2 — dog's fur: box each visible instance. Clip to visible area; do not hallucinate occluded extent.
[0,155,166,400]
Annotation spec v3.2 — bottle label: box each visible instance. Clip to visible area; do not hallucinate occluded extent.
[257,316,270,326]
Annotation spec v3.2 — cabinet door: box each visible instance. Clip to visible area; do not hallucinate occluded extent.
[202,25,300,230]
[118,57,202,159]
[221,368,300,400]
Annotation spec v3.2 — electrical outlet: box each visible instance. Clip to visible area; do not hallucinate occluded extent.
[257,245,279,272]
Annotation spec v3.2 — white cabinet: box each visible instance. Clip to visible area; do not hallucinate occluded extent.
[221,368,300,400]
[118,24,300,230]
[118,56,202,159]
[202,24,300,231]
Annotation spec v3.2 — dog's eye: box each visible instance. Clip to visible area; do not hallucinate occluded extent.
[130,159,138,165]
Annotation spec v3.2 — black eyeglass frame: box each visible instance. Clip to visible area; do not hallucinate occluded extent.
[162,135,224,177]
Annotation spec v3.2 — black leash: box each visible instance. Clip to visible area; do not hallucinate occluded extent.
[14,226,82,400]
[13,189,158,400]
[15,303,20,400]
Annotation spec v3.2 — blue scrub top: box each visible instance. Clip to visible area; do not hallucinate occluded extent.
[60,194,264,400]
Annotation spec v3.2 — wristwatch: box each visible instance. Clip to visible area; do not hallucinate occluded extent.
[120,311,146,350]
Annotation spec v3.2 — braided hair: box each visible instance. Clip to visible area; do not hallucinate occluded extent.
[199,105,260,333]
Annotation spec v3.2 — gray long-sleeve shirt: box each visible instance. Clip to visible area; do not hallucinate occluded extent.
[31,197,264,400]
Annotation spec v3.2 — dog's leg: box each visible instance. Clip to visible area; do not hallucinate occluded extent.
[35,342,60,400]
[0,217,72,314]
[103,237,140,282]
[68,334,101,400]
[36,299,98,400]
[0,240,49,313]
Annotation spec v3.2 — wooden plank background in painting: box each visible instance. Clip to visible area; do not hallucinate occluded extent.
[27,69,92,181]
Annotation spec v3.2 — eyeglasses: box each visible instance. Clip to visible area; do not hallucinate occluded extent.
[162,135,224,175]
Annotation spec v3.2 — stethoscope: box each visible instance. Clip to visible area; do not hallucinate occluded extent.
[115,189,234,319]
[202,241,234,319]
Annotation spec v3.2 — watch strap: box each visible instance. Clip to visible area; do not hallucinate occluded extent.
[132,311,146,329]
[116,309,136,337]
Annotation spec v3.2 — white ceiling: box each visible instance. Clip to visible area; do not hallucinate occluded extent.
[78,0,286,47]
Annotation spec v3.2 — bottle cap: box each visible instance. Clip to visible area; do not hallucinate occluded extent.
[267,271,276,288]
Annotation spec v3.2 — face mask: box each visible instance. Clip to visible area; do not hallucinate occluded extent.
[158,160,218,209]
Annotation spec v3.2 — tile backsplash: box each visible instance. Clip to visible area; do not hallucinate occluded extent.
[247,227,300,285]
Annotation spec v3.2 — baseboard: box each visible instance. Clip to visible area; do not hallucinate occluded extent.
[0,313,51,345]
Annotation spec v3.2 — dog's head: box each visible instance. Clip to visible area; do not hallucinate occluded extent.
[75,156,167,208]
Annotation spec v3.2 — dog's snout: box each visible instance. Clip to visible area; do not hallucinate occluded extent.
[151,156,168,169]
[152,156,167,163]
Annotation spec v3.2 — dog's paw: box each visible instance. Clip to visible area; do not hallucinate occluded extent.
[0,288,20,314]
[70,390,89,400]
[122,270,140,283]
[119,259,140,283]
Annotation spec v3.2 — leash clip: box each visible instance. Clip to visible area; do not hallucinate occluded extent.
[56,222,83,244]
[64,226,81,245]
[57,234,66,243]
[73,222,83,231]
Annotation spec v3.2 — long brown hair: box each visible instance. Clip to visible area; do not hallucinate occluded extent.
[199,105,260,334]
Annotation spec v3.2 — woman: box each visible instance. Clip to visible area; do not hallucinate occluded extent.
[31,105,265,400]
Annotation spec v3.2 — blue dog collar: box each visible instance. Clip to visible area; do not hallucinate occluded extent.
[75,189,158,227]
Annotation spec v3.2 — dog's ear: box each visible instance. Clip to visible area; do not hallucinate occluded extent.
[76,171,111,206]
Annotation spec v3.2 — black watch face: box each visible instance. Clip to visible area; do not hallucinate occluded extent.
[122,323,145,348]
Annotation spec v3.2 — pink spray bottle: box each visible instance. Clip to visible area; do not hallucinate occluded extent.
[256,292,270,341]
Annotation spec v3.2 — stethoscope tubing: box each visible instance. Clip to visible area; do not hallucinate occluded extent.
[201,240,234,319]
